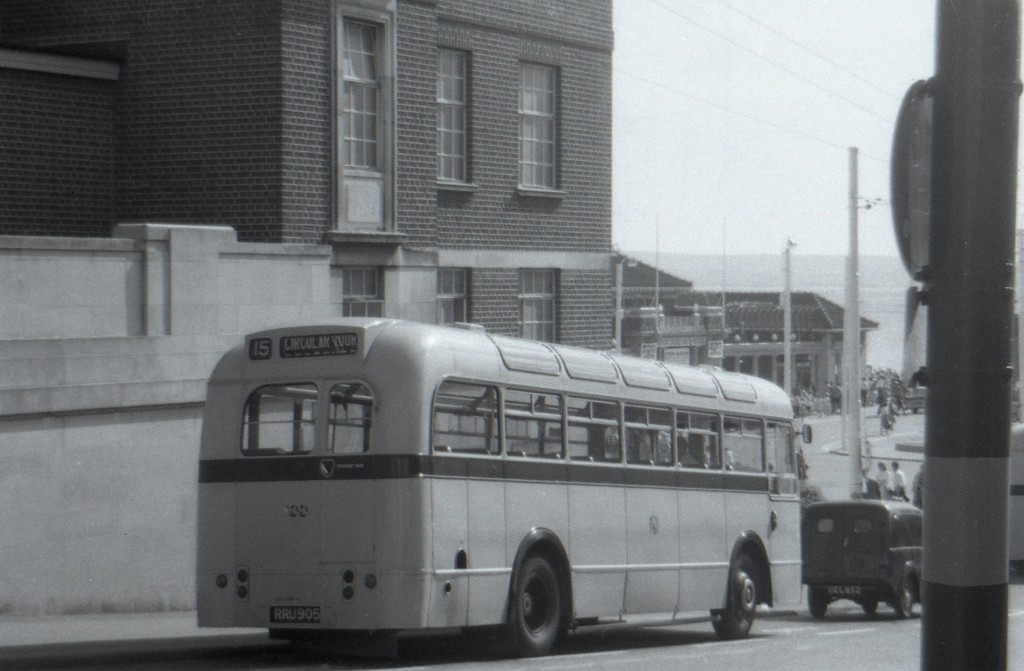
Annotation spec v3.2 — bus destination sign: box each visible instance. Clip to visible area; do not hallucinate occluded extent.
[278,332,358,359]
[248,333,358,359]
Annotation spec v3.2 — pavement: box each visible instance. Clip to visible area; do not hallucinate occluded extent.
[0,611,271,668]
[800,407,925,502]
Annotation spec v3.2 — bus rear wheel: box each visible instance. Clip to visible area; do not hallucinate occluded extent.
[712,553,757,640]
[509,555,563,657]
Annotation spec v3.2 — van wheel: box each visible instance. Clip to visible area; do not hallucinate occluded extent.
[808,588,828,619]
[713,553,757,639]
[861,599,878,617]
[509,555,562,657]
[893,577,915,619]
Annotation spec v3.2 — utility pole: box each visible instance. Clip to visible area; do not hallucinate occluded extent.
[843,147,862,499]
[921,1,1020,668]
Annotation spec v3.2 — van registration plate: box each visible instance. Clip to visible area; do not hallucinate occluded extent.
[270,606,321,624]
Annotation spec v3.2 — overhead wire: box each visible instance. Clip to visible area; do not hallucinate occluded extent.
[613,66,888,164]
[644,0,895,125]
[712,0,901,101]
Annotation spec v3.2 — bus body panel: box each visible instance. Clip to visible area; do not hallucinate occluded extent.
[197,483,238,627]
[767,496,802,604]
[505,475,570,563]
[677,486,728,610]
[429,474,470,627]
[624,482,680,614]
[723,478,771,601]
[466,477,510,624]
[505,479,570,551]
[376,478,432,629]
[568,480,627,618]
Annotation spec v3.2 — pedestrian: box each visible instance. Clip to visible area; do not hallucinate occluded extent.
[876,461,891,499]
[863,468,882,499]
[829,383,842,414]
[880,401,896,435]
[912,463,924,508]
[891,461,909,501]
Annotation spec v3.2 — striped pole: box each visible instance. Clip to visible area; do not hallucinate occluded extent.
[922,1,1020,669]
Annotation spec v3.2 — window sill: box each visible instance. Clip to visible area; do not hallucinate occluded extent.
[516,186,565,200]
[327,230,407,246]
[437,180,478,193]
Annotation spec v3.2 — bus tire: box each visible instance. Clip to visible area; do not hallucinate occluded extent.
[712,553,757,640]
[509,554,563,657]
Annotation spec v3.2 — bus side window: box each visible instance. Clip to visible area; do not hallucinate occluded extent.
[432,381,499,455]
[504,390,564,458]
[766,421,798,494]
[241,383,317,456]
[677,411,721,470]
[566,396,620,463]
[625,405,672,466]
[329,382,374,454]
[723,416,764,473]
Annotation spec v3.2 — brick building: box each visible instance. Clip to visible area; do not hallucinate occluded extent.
[1,0,614,345]
[0,1,613,614]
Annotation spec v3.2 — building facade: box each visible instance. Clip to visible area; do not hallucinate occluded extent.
[616,256,877,395]
[1,0,614,344]
[0,1,613,614]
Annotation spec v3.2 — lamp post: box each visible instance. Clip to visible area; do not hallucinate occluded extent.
[783,239,796,394]
[614,257,624,353]
[844,147,862,499]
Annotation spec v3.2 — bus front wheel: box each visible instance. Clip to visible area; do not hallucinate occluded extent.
[712,553,757,640]
[509,555,563,657]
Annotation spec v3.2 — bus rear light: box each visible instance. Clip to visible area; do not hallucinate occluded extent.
[343,569,355,583]
[236,566,249,600]
[364,573,377,589]
[343,586,355,600]
[215,574,228,589]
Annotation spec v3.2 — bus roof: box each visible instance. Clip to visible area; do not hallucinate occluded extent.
[211,319,794,418]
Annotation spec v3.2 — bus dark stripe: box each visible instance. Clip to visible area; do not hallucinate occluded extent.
[198,455,783,493]
[1011,484,1024,496]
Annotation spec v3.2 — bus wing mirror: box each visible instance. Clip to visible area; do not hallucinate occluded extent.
[801,424,813,444]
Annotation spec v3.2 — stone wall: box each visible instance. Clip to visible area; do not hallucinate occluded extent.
[0,224,335,614]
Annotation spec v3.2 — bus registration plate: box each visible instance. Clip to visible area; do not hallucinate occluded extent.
[826,585,861,596]
[270,606,321,624]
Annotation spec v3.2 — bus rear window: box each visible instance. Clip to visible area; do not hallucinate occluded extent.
[432,381,499,455]
[329,382,374,453]
[241,384,317,456]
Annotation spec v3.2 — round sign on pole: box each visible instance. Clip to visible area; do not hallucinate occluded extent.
[890,79,933,280]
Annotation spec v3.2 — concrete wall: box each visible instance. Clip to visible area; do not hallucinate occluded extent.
[0,224,336,614]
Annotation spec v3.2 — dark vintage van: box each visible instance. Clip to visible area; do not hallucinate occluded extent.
[802,500,922,619]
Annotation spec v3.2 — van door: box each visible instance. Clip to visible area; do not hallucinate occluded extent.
[840,508,888,582]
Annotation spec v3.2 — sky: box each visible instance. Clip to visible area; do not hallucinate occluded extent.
[612,0,940,257]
